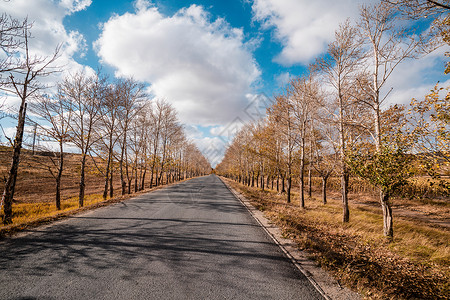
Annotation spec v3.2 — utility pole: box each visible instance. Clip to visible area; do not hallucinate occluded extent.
[32,122,37,155]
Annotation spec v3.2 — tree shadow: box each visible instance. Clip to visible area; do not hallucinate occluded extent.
[0,175,323,300]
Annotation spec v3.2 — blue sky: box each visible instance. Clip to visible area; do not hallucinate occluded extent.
[0,0,448,166]
[62,0,299,97]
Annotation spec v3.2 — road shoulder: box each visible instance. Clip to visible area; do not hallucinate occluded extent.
[219,176,361,300]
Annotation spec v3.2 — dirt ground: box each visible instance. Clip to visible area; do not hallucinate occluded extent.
[0,147,123,204]
[261,178,449,230]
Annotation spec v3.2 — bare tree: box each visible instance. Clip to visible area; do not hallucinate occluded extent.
[265,112,287,193]
[62,71,104,207]
[289,74,320,208]
[127,101,149,192]
[316,21,363,223]
[0,20,60,224]
[115,78,145,194]
[311,128,338,205]
[357,2,434,238]
[27,91,71,210]
[384,0,450,18]
[385,0,449,73]
[0,14,26,84]
[158,103,181,186]
[267,95,298,203]
[148,99,178,188]
[96,82,121,200]
[148,100,163,188]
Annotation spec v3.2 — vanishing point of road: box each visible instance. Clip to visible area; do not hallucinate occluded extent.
[0,175,324,300]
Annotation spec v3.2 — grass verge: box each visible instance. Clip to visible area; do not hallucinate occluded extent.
[223,177,449,300]
[0,193,131,238]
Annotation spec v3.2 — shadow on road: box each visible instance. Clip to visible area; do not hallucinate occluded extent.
[0,175,321,300]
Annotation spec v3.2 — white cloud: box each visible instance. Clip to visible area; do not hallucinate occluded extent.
[274,72,292,88]
[0,0,92,82]
[383,48,449,107]
[184,124,203,140]
[60,0,92,14]
[95,1,261,126]
[210,125,226,136]
[252,0,376,65]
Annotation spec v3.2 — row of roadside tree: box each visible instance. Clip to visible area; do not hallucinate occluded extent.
[0,14,210,225]
[216,0,449,239]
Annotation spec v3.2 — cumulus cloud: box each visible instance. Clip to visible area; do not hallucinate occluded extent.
[210,126,226,136]
[252,0,375,65]
[0,0,92,80]
[95,1,261,126]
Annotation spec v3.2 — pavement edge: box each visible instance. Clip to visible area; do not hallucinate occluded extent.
[218,176,361,300]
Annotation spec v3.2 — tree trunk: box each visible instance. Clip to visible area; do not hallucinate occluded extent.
[103,156,111,200]
[141,167,146,191]
[287,175,291,204]
[339,92,349,222]
[308,168,312,198]
[79,153,87,207]
[342,171,349,222]
[120,133,127,195]
[125,149,131,194]
[55,177,61,210]
[158,170,164,186]
[134,164,138,193]
[150,166,154,188]
[322,176,328,205]
[300,159,305,208]
[56,141,64,210]
[120,161,126,195]
[138,162,143,190]
[109,166,113,198]
[1,103,27,224]
[308,132,313,198]
[380,190,393,239]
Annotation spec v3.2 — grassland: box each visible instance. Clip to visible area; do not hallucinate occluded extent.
[0,146,141,234]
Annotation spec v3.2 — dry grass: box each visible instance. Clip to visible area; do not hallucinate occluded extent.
[0,146,120,204]
[0,146,169,235]
[225,178,449,299]
[312,175,450,203]
[8,193,105,226]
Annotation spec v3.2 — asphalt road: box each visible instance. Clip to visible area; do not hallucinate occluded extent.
[0,175,324,300]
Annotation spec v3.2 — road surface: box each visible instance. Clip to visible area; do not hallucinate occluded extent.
[0,175,324,300]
